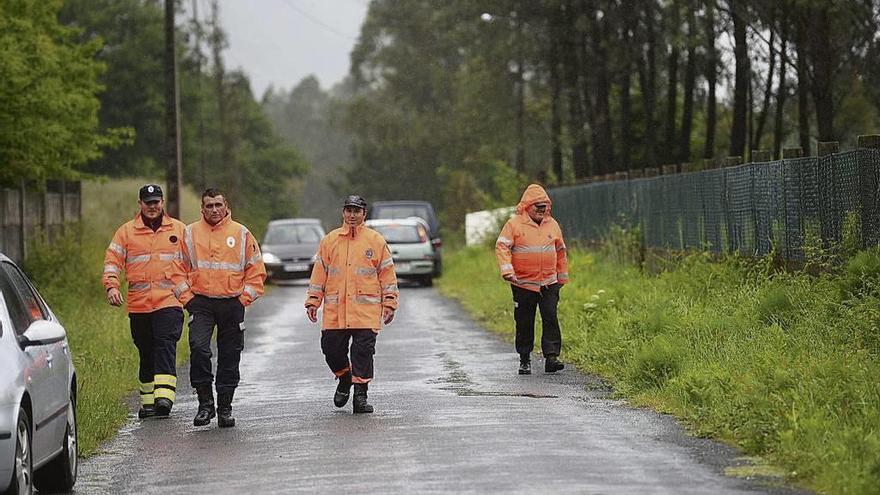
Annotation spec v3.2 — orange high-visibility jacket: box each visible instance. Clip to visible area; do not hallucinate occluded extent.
[103,213,190,313]
[496,184,570,292]
[305,224,399,330]
[182,212,266,306]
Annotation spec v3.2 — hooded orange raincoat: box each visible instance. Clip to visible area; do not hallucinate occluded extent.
[305,224,399,330]
[495,184,570,292]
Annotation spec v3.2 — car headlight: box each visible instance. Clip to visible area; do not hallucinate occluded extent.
[263,252,281,264]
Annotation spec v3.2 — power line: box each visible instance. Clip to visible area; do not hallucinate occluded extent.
[276,0,358,41]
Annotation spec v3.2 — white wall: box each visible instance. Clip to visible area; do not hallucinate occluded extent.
[465,206,515,246]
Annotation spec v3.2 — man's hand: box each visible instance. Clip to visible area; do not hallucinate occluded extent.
[503,274,517,284]
[107,287,124,307]
[306,305,318,323]
[382,307,395,325]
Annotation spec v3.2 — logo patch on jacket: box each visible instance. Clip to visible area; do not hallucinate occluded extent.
[226,236,236,248]
[169,235,178,243]
[364,248,374,259]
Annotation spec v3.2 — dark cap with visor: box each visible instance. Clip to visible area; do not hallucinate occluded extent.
[343,195,367,210]
[139,184,163,202]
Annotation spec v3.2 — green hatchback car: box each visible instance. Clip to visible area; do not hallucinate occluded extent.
[365,218,436,287]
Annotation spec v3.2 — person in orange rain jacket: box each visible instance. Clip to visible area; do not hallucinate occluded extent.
[103,184,190,419]
[305,194,399,414]
[496,184,570,375]
[181,188,266,428]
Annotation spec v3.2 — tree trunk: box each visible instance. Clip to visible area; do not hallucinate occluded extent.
[752,28,775,151]
[678,2,696,163]
[640,0,659,166]
[580,30,598,176]
[796,16,811,154]
[807,6,835,141]
[548,14,563,182]
[164,0,182,218]
[590,8,614,173]
[703,0,717,159]
[729,0,748,158]
[663,1,680,164]
[562,1,589,179]
[773,21,788,159]
[209,0,235,202]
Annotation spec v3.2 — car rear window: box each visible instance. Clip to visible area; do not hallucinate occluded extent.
[264,225,323,244]
[372,206,430,223]
[371,225,423,243]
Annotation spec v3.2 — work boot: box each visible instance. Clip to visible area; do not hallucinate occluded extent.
[137,404,156,419]
[217,390,236,428]
[545,355,565,373]
[334,371,353,408]
[154,398,173,418]
[519,354,531,375]
[352,383,373,414]
[193,385,216,427]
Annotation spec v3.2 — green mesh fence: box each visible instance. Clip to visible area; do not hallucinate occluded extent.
[548,149,880,260]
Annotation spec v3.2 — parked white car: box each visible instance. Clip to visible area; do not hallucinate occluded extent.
[366,218,436,287]
[0,253,77,495]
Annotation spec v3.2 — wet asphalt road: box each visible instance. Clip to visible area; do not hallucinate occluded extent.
[76,282,808,495]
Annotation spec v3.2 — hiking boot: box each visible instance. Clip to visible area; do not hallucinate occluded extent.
[138,404,156,419]
[518,360,531,375]
[193,385,216,427]
[154,398,173,417]
[217,391,236,428]
[352,383,373,414]
[545,356,565,373]
[334,371,353,408]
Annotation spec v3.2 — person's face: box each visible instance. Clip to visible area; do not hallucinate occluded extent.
[527,202,548,223]
[343,206,366,227]
[139,198,164,220]
[202,195,228,225]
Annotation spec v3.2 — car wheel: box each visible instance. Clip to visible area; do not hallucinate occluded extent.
[420,275,434,287]
[2,407,32,495]
[33,391,77,492]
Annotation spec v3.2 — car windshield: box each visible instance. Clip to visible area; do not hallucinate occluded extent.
[372,206,430,223]
[371,224,423,244]
[264,224,323,244]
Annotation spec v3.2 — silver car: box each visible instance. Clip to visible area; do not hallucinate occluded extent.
[261,218,325,282]
[366,218,436,287]
[0,254,77,495]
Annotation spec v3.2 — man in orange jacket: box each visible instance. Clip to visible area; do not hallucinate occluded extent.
[181,188,266,428]
[103,184,190,418]
[496,184,570,375]
[305,195,399,414]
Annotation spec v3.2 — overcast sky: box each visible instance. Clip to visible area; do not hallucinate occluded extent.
[208,0,369,97]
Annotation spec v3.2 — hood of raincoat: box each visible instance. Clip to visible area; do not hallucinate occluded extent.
[515,184,552,215]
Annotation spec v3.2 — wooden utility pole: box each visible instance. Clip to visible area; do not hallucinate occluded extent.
[165,0,183,218]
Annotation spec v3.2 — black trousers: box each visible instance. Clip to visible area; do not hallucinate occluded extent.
[511,283,562,359]
[188,295,246,395]
[321,329,377,383]
[129,307,183,405]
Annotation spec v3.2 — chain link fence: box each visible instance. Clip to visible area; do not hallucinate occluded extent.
[548,148,880,260]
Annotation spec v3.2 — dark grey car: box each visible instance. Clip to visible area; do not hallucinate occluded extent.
[261,219,325,282]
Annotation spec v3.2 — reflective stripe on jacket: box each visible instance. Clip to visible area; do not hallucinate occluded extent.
[183,212,266,306]
[305,224,399,330]
[103,213,189,313]
[496,184,570,292]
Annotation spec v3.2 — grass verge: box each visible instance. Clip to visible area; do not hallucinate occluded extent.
[438,246,880,495]
[22,178,200,455]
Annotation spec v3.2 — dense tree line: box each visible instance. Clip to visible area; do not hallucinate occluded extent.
[0,0,307,231]
[342,0,880,229]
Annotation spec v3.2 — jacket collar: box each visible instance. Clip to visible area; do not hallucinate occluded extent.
[199,210,233,230]
[133,211,171,230]
[339,223,366,237]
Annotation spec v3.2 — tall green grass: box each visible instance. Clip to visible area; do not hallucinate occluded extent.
[439,246,880,494]
[23,179,200,455]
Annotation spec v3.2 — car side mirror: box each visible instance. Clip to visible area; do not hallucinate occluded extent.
[19,320,67,349]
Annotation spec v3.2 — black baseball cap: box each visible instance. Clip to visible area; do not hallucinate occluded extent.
[343,195,367,210]
[139,184,163,202]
